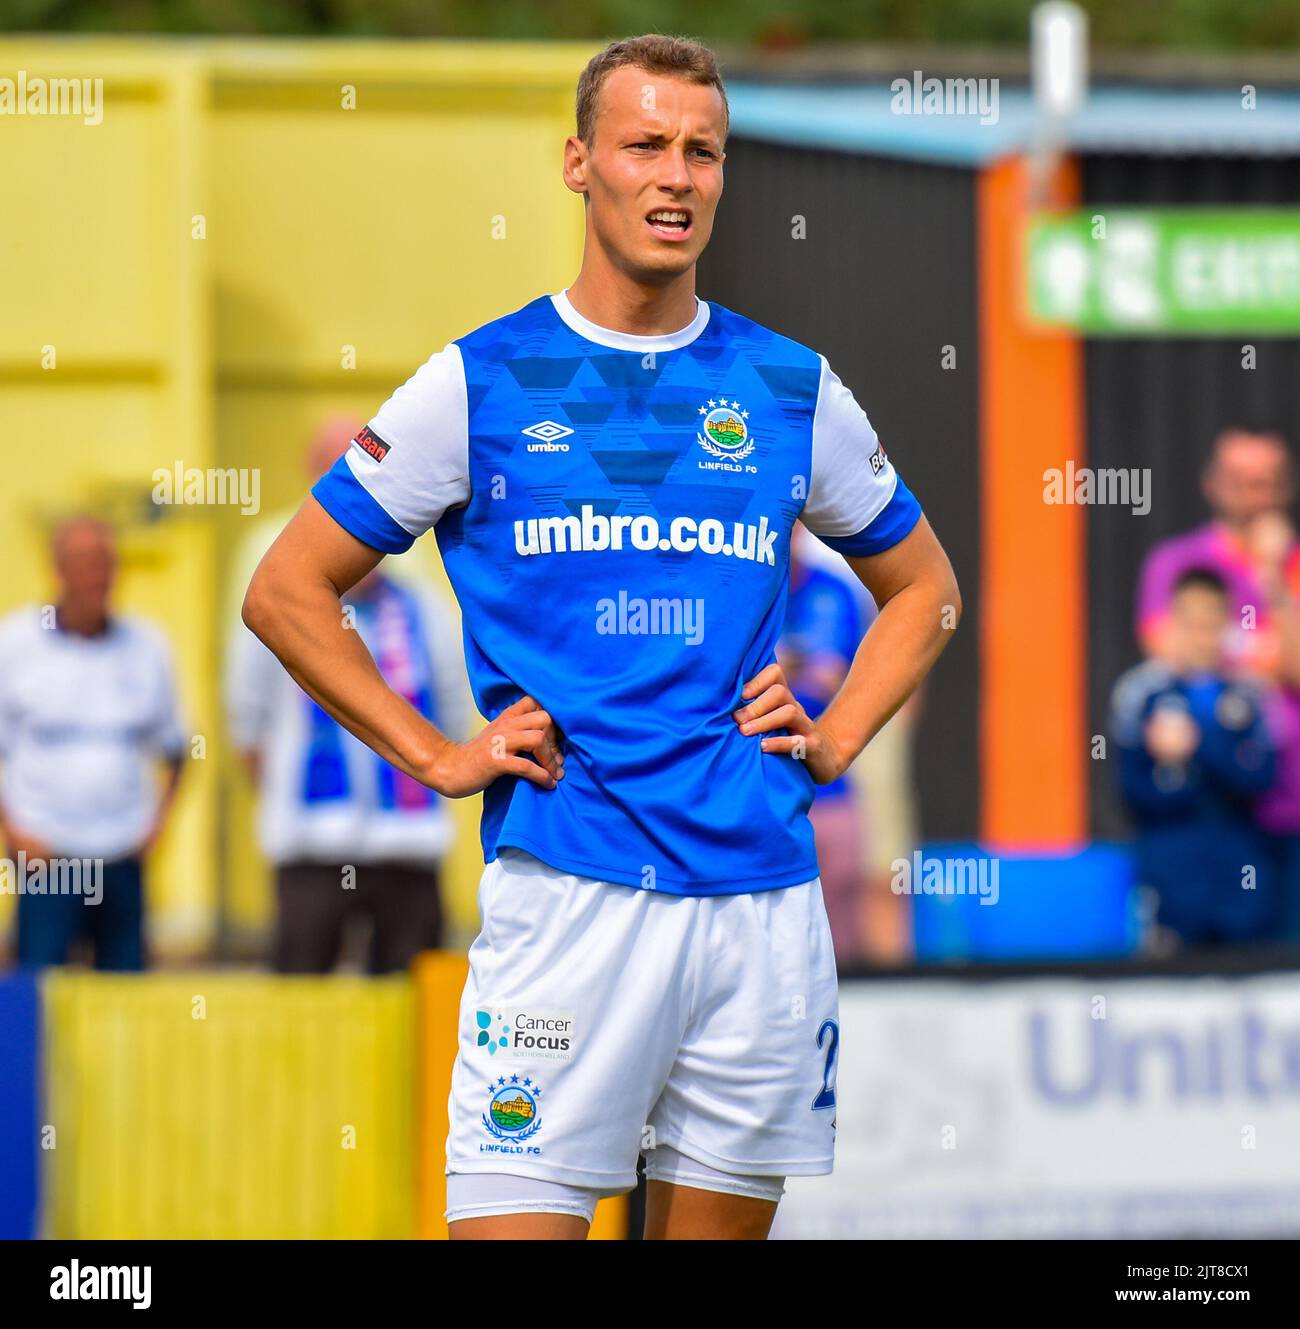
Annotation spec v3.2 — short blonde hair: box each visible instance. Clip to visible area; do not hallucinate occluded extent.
[575,34,728,145]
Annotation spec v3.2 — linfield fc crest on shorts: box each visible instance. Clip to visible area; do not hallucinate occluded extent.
[481,1075,544,1156]
[696,398,755,468]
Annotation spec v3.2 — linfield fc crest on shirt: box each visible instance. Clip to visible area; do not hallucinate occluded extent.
[481,1074,544,1156]
[696,398,756,470]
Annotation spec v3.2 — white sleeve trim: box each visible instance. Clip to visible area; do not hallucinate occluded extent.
[345,342,471,538]
[801,355,899,540]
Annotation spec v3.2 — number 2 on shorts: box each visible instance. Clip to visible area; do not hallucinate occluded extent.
[812,1018,839,1111]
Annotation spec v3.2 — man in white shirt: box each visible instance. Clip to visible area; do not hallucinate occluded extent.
[0,517,187,970]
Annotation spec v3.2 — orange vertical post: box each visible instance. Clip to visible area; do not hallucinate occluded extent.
[414,951,469,1240]
[976,155,1086,847]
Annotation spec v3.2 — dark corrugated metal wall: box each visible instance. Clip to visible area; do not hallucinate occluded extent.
[1083,154,1300,836]
[700,140,980,839]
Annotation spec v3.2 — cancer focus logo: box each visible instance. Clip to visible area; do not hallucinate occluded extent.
[476,1008,510,1056]
[696,398,755,461]
[482,1075,543,1143]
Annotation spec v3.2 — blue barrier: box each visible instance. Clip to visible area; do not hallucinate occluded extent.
[0,971,41,1237]
[910,842,1139,962]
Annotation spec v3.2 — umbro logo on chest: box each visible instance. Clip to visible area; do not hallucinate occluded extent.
[522,420,573,452]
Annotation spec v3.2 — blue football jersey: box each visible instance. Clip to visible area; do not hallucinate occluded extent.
[313,291,922,895]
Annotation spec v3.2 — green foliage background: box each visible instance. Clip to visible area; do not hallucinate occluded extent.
[3,0,1299,51]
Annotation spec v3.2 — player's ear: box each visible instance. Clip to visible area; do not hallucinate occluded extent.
[563,136,589,195]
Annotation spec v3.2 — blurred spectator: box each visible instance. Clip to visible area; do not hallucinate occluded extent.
[1115,568,1276,947]
[0,517,187,970]
[854,695,921,964]
[1136,428,1300,941]
[780,524,870,967]
[226,424,470,975]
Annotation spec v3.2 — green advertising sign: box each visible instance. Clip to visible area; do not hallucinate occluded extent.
[1028,209,1300,335]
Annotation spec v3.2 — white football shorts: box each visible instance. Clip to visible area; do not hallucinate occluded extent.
[445,847,840,1202]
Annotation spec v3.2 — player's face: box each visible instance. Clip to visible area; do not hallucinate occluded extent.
[569,67,726,283]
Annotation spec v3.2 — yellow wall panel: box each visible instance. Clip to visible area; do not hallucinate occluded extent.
[44,970,415,1238]
[0,47,214,949]
[211,107,580,381]
[0,95,169,365]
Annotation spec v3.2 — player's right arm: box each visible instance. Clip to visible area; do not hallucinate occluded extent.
[245,343,562,797]
[241,494,561,799]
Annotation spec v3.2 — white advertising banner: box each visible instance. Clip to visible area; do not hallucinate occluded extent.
[774,975,1300,1239]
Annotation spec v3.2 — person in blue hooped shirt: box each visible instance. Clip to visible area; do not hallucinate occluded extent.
[228,561,469,975]
[780,524,872,967]
[1112,567,1278,948]
[242,34,960,1240]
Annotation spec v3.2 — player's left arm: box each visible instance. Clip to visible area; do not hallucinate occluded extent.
[734,355,960,783]
[736,517,959,784]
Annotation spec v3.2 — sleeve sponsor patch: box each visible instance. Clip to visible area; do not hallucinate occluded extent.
[353,425,391,463]
[869,442,887,475]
